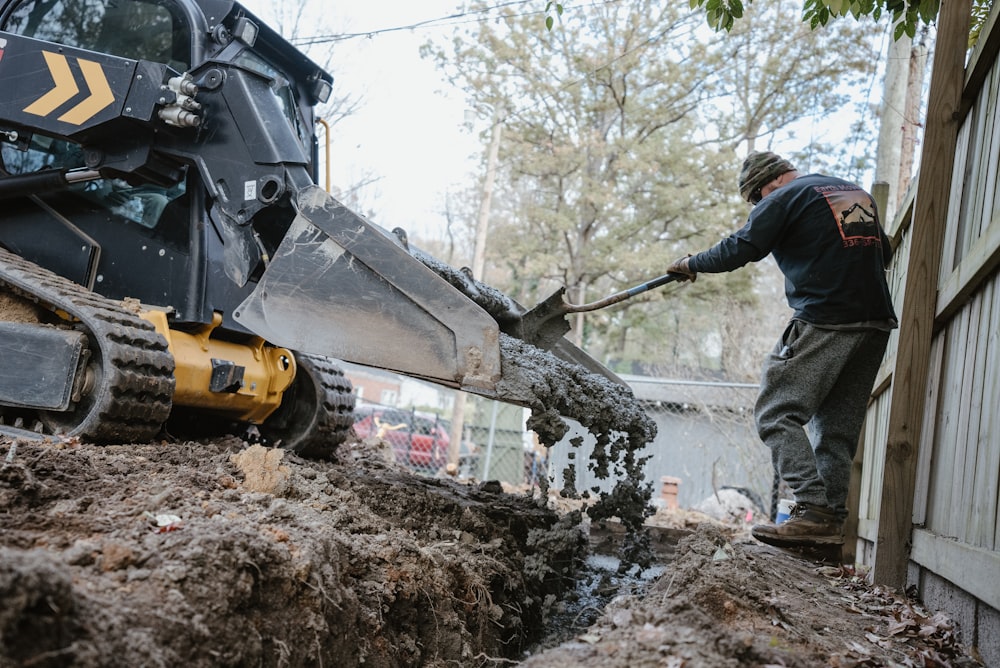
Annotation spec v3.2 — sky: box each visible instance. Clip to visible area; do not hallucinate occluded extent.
[242,1,487,241]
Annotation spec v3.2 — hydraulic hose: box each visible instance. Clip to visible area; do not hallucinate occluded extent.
[0,168,101,200]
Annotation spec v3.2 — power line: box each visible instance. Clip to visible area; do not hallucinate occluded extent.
[293,0,648,131]
[291,0,538,47]
[292,0,626,47]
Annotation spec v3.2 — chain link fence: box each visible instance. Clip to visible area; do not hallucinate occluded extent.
[541,379,772,513]
[351,378,774,517]
[350,398,536,481]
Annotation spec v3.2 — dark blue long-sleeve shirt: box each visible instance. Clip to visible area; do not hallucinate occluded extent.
[687,173,897,327]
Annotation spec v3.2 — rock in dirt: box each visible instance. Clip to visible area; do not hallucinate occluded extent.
[230,443,292,495]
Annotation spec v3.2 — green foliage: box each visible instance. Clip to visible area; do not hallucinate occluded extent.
[970,0,995,46]
[689,0,941,40]
[544,1,564,31]
[802,0,939,40]
[689,0,746,31]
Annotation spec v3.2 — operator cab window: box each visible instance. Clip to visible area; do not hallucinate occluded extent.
[233,50,310,149]
[2,0,190,72]
[1,133,188,238]
[0,0,191,234]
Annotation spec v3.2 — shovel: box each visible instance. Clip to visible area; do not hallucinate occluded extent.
[512,272,688,350]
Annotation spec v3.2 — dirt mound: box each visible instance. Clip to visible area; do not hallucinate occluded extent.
[0,436,584,667]
[523,524,981,667]
[0,435,984,667]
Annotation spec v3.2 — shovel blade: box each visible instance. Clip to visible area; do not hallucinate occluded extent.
[506,292,626,385]
[507,288,573,350]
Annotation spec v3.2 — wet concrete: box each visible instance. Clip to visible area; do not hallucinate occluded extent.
[413,246,659,570]
[497,334,658,570]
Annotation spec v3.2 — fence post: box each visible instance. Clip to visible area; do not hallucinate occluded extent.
[874,0,972,589]
[480,400,500,480]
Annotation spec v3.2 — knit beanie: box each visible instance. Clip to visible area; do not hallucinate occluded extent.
[738,151,796,203]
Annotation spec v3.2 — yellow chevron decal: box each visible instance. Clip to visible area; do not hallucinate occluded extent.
[22,51,115,125]
[22,51,78,117]
[58,57,115,124]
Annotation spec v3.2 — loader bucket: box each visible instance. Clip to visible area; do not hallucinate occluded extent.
[234,186,503,394]
[234,186,626,404]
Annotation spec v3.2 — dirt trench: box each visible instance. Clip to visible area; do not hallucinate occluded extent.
[0,433,988,667]
[0,436,588,667]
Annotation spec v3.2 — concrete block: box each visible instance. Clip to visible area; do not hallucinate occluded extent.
[977,602,1000,667]
[918,568,976,646]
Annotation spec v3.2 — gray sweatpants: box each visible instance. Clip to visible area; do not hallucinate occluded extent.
[754,320,890,518]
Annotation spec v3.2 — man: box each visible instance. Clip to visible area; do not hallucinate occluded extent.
[667,150,897,548]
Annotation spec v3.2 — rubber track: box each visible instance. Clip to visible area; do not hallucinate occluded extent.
[280,353,356,460]
[0,248,175,442]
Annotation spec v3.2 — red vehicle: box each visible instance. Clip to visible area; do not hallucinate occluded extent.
[352,406,450,472]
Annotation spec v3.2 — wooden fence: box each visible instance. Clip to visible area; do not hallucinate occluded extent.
[853,0,1000,618]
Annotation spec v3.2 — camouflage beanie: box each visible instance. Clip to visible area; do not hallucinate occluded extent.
[738,151,796,203]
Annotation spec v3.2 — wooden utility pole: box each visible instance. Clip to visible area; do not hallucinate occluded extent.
[875,33,930,221]
[899,41,929,204]
[472,109,504,284]
[874,0,972,589]
[875,33,910,222]
[447,108,504,471]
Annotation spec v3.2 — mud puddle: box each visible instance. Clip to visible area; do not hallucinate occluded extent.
[527,547,668,657]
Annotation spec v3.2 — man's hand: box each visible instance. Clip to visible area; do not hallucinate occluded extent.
[667,255,697,282]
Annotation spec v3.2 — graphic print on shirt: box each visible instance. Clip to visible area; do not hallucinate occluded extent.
[815,185,881,248]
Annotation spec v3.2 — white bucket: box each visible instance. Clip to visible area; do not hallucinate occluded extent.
[775,499,794,524]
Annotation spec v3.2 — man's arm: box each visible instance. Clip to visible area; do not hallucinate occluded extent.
[688,236,766,273]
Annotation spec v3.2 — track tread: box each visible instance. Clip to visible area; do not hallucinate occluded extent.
[261,353,355,460]
[0,248,175,442]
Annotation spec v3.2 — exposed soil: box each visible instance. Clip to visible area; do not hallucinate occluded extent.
[0,432,985,668]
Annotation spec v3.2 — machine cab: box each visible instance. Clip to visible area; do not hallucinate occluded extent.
[0,0,333,325]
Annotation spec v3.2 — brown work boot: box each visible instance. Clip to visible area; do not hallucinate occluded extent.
[751,503,843,547]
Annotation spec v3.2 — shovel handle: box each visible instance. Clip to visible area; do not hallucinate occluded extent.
[565,272,685,313]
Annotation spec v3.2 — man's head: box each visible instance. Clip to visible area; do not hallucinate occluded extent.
[738,151,796,204]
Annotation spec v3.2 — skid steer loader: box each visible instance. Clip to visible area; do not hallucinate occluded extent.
[0,0,620,458]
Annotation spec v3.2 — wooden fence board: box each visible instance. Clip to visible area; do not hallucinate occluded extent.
[987,279,1000,551]
[878,392,891,514]
[992,71,1000,235]
[972,65,996,239]
[942,119,972,277]
[982,277,1000,551]
[912,334,945,526]
[860,405,875,519]
[862,392,890,522]
[963,0,1000,119]
[961,96,986,259]
[937,213,1000,322]
[873,219,912,391]
[956,291,986,543]
[911,528,1000,611]
[967,279,998,548]
[980,67,1000,238]
[933,314,967,537]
